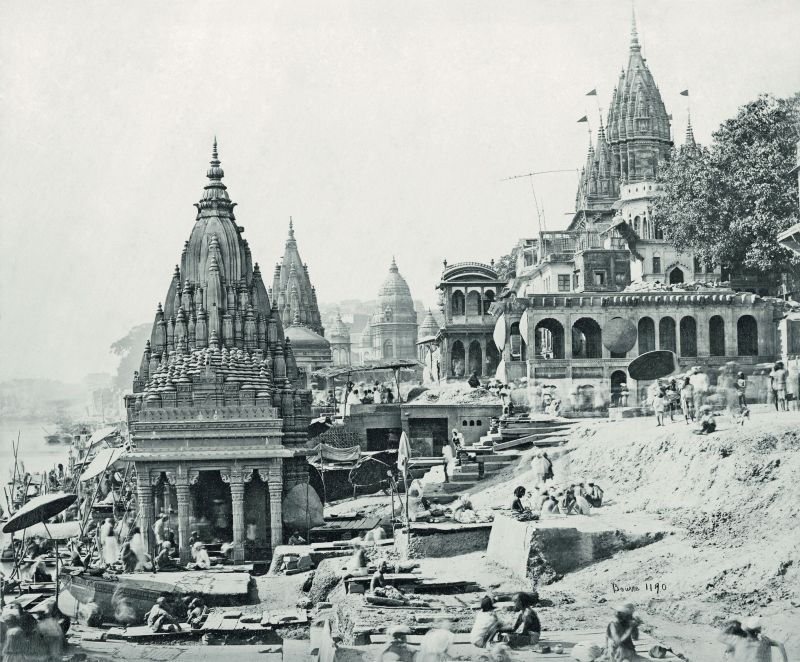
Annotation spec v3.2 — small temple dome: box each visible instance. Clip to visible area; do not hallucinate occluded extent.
[419,309,441,338]
[377,257,416,324]
[284,324,330,350]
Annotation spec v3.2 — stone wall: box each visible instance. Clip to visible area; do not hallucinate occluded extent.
[395,524,491,559]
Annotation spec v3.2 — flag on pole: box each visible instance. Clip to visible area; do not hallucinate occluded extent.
[586,89,597,96]
[398,431,412,479]
[679,90,689,96]
[577,116,588,123]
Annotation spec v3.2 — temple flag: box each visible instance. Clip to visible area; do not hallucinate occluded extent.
[577,115,588,123]
[680,89,689,96]
[398,431,412,478]
[586,89,597,96]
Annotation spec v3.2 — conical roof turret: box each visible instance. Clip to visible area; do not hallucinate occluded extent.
[272,219,325,336]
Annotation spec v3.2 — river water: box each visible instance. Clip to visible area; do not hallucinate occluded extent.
[0,417,72,484]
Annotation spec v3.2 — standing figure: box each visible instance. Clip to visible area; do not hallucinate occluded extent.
[680,378,695,424]
[100,518,120,566]
[652,389,666,427]
[770,362,787,412]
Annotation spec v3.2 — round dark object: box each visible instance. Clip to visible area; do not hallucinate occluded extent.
[628,350,678,381]
[602,317,638,354]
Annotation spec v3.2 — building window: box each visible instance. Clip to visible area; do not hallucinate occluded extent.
[693,256,702,273]
[558,275,570,292]
[476,420,482,426]
[524,251,534,267]
[462,420,468,427]
[593,271,606,286]
[652,256,661,274]
[573,272,580,289]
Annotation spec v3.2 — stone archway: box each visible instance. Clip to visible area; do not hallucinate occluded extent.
[668,267,685,284]
[451,340,465,378]
[535,318,565,359]
[468,340,482,377]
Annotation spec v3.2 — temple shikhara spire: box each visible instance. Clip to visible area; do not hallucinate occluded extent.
[272,219,325,336]
[125,140,321,564]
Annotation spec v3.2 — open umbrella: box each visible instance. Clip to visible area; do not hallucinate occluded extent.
[2,492,77,534]
[2,491,77,602]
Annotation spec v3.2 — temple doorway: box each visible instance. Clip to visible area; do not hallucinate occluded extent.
[244,470,270,558]
[669,267,685,284]
[610,370,628,406]
[190,470,232,543]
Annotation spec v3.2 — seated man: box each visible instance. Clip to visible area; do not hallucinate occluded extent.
[470,596,502,649]
[287,530,306,545]
[187,597,208,629]
[155,542,180,571]
[370,560,389,593]
[191,542,212,570]
[586,482,604,507]
[146,597,181,633]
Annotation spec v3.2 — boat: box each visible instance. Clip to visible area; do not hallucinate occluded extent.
[60,569,254,623]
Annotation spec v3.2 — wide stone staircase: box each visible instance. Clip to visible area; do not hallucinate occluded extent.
[408,417,579,504]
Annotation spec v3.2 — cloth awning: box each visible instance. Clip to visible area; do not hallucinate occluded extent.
[312,359,422,379]
[86,426,119,448]
[80,447,125,482]
[310,443,360,463]
[416,335,438,345]
[13,519,81,540]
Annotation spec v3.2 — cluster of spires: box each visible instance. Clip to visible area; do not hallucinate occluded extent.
[272,219,325,336]
[576,10,693,211]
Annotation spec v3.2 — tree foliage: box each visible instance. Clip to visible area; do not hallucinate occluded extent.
[494,252,516,280]
[654,94,800,284]
[110,323,151,390]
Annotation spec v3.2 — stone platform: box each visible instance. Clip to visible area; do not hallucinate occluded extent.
[394,521,493,558]
[486,512,672,582]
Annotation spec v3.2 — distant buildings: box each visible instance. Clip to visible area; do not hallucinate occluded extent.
[359,258,419,362]
[488,15,795,407]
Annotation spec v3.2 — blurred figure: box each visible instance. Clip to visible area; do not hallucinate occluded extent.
[192,542,211,569]
[288,530,306,545]
[417,620,456,662]
[652,389,667,427]
[470,596,502,648]
[146,597,181,633]
[695,406,717,435]
[129,525,148,571]
[605,603,640,661]
[736,372,748,408]
[680,378,695,424]
[718,617,788,662]
[376,624,415,661]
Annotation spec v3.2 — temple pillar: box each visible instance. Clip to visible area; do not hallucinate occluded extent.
[175,480,191,564]
[137,470,155,554]
[228,469,246,561]
[268,460,284,553]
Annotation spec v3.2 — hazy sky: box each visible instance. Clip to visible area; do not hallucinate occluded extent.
[1,1,798,382]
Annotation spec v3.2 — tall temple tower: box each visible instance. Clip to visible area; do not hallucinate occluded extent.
[125,141,320,562]
[272,220,325,335]
[367,258,418,360]
[271,221,332,385]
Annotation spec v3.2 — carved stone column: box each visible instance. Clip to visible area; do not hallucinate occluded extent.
[136,471,155,554]
[268,460,284,553]
[175,478,191,564]
[226,468,246,561]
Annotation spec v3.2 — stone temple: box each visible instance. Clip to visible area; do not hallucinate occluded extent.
[271,221,332,384]
[489,15,794,407]
[125,141,317,562]
[361,258,418,361]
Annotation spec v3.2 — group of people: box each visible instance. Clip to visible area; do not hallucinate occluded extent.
[144,594,209,633]
[512,481,604,518]
[1,598,70,662]
[343,381,396,412]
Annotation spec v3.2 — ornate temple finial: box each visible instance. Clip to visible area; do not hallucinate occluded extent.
[207,138,224,181]
[630,2,640,52]
[287,217,295,243]
[685,112,696,147]
[390,256,398,272]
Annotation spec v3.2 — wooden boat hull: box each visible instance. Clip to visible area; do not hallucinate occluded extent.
[60,570,254,624]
